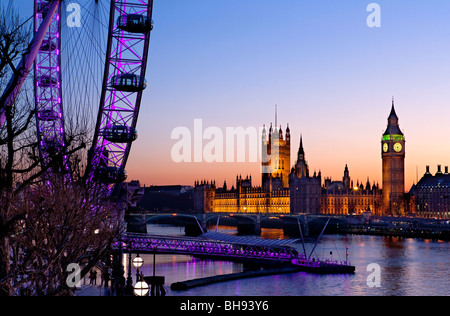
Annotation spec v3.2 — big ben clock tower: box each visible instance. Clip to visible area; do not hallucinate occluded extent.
[381,100,405,215]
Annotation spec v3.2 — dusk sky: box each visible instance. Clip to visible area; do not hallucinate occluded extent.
[9,0,450,190]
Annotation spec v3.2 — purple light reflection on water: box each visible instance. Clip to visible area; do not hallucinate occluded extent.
[124,253,243,288]
[135,226,450,296]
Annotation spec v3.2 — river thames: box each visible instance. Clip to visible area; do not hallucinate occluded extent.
[125,225,449,296]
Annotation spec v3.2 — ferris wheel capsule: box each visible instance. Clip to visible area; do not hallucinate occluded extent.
[101,125,138,143]
[41,139,63,155]
[110,73,147,92]
[95,166,128,184]
[38,109,59,121]
[37,75,58,88]
[40,40,56,52]
[117,14,154,33]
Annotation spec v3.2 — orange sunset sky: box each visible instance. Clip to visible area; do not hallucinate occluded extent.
[8,0,450,192]
[124,1,450,191]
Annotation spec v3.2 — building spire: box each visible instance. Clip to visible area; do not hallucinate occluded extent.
[275,104,278,129]
[298,134,305,160]
[389,96,398,120]
[384,97,402,136]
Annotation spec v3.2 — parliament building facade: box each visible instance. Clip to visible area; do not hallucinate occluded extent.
[194,104,408,216]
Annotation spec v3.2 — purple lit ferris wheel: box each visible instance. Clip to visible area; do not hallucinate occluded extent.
[34,0,66,172]
[32,0,154,187]
[90,0,154,185]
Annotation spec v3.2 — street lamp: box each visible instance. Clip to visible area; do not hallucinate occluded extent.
[132,254,144,282]
[132,254,148,296]
[132,254,144,269]
[134,281,149,296]
[126,246,133,295]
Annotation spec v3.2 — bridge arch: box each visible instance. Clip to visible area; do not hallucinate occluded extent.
[145,214,199,225]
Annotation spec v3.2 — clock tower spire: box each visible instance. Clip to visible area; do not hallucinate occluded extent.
[381,99,405,216]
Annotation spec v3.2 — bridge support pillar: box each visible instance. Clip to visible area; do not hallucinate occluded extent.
[282,215,309,238]
[303,214,309,237]
[237,215,261,235]
[256,214,261,234]
[185,214,208,236]
[202,213,208,233]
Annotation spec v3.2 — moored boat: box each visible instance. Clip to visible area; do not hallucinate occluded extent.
[291,258,355,274]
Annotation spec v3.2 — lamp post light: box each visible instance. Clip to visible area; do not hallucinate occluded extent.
[125,246,134,295]
[132,254,144,282]
[132,254,148,296]
[134,281,149,296]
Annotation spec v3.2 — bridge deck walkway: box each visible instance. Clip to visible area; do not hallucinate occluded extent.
[116,233,300,265]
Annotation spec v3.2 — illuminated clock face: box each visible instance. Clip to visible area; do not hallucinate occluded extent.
[394,143,402,152]
[383,143,388,152]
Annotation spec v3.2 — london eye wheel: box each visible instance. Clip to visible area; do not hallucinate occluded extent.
[32,0,154,189]
[34,0,66,174]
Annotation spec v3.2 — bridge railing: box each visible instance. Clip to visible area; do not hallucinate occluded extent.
[116,233,299,262]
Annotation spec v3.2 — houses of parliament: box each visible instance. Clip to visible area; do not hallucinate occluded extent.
[194,103,406,216]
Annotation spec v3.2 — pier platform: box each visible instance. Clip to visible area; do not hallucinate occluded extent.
[171,266,300,291]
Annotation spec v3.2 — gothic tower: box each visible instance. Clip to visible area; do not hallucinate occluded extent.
[343,164,350,189]
[261,106,291,188]
[294,135,309,179]
[381,100,405,215]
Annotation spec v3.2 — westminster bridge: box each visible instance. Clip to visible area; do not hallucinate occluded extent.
[125,212,450,240]
[125,212,350,236]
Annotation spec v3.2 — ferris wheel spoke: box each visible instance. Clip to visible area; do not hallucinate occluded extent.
[60,0,109,160]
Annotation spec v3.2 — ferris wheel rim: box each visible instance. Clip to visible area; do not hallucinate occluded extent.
[31,0,154,186]
[88,0,154,186]
[33,0,69,176]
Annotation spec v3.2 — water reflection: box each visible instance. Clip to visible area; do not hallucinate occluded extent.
[138,224,449,296]
[124,253,243,290]
[260,228,286,240]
